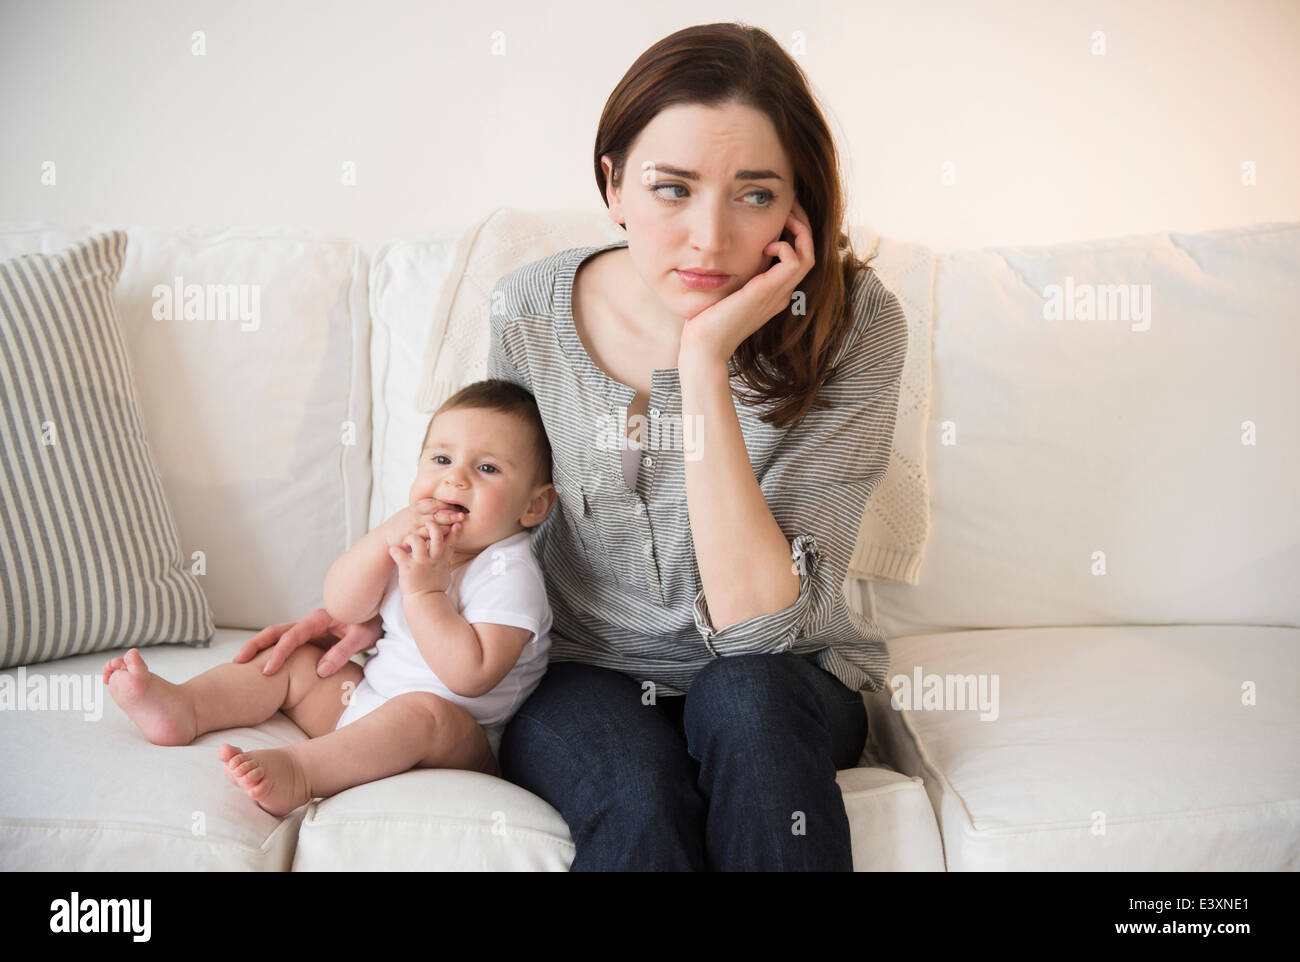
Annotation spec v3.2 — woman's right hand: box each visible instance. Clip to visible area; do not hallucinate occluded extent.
[233,608,383,677]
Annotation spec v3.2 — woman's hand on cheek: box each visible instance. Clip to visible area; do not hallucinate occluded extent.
[677,198,815,370]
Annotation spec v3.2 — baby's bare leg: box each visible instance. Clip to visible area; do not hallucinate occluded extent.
[219,691,497,816]
[104,644,361,746]
[188,644,361,737]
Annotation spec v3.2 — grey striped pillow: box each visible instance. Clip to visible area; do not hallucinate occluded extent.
[0,231,213,669]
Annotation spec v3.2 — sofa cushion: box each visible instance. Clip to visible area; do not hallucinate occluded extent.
[290,759,944,871]
[0,231,213,669]
[870,222,1300,636]
[867,624,1300,870]
[0,628,944,871]
[0,630,312,869]
[0,224,371,631]
[844,230,936,586]
[366,233,459,530]
[291,769,577,871]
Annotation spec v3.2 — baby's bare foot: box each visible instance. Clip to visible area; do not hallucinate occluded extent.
[219,743,313,817]
[103,648,197,746]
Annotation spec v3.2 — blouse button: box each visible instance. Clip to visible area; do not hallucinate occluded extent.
[641,455,653,468]
[633,501,645,515]
[649,407,661,419]
[642,540,654,558]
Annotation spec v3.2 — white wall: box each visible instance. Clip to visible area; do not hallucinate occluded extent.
[2,0,1296,255]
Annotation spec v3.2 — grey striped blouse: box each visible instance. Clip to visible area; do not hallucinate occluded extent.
[486,238,908,696]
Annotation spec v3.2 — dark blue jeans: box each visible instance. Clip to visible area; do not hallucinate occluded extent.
[497,652,869,871]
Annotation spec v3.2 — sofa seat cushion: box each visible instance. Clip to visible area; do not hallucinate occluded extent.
[291,750,943,872]
[866,624,1300,870]
[291,769,576,871]
[0,630,311,870]
[0,629,945,871]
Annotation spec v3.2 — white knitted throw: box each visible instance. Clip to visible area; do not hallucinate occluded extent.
[414,207,932,584]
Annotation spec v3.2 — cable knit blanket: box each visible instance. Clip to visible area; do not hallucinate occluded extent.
[415,207,932,585]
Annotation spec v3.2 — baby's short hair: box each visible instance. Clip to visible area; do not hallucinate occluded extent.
[423,379,552,488]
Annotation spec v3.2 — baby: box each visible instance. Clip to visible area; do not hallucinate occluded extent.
[103,378,557,816]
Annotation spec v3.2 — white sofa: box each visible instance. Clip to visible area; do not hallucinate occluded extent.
[1,212,1295,871]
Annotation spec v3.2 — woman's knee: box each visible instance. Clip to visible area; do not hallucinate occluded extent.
[502,706,702,846]
[499,677,695,797]
[685,653,801,722]
[682,654,818,741]
[509,659,642,728]
[683,653,865,770]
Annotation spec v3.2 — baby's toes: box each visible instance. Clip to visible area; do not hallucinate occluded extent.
[226,753,263,787]
[100,656,122,684]
[218,743,245,774]
[223,758,253,788]
[246,773,269,798]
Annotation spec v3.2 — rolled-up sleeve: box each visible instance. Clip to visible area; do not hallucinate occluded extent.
[693,271,909,657]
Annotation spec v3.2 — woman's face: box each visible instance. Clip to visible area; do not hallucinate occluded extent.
[603,101,795,319]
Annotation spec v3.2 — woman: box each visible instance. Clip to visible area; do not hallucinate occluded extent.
[236,21,909,871]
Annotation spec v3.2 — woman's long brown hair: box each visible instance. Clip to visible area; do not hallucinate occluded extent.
[594,21,876,429]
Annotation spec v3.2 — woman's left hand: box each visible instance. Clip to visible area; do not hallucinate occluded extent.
[678,198,816,370]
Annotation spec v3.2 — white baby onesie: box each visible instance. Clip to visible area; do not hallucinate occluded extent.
[335,528,551,761]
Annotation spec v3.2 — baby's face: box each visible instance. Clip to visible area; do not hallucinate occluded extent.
[411,406,548,550]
